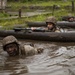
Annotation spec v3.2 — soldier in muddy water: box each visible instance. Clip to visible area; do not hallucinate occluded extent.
[0,35,75,75]
[1,35,43,57]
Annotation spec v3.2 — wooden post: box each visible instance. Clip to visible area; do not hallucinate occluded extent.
[18,8,21,18]
[52,5,55,15]
[0,0,7,12]
[1,0,3,10]
[72,1,74,12]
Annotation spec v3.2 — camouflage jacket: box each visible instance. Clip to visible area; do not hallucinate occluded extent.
[19,44,38,56]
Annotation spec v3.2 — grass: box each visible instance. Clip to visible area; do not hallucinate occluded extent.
[0,0,75,29]
[8,1,72,7]
[0,9,74,29]
[7,1,73,11]
[0,12,9,18]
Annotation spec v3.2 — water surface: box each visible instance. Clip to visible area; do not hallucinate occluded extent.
[0,39,75,75]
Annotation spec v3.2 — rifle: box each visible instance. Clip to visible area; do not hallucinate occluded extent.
[13,28,31,32]
[13,27,48,32]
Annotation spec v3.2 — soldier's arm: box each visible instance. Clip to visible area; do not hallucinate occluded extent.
[24,45,43,56]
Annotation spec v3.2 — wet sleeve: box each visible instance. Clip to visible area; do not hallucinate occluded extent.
[55,27,61,32]
[24,45,38,56]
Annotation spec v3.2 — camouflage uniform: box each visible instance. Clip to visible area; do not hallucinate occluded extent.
[2,35,41,56]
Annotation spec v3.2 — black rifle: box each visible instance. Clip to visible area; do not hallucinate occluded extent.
[13,28,31,31]
[13,28,46,32]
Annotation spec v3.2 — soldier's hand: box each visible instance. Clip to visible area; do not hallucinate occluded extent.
[37,48,44,53]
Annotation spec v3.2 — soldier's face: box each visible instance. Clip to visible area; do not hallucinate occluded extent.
[5,43,19,56]
[47,23,54,29]
[68,18,74,22]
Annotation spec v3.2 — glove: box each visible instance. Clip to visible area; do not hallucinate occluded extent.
[37,48,44,53]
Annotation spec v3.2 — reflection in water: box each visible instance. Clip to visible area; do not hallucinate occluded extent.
[0,56,28,75]
[0,39,75,75]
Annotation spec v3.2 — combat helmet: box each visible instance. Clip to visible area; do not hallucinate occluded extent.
[46,16,57,25]
[67,14,74,22]
[67,13,73,17]
[2,35,19,51]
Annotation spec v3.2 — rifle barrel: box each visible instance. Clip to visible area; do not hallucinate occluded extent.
[13,28,31,31]
[13,28,46,32]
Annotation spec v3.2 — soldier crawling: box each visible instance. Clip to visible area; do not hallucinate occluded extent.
[2,35,43,57]
[31,16,60,32]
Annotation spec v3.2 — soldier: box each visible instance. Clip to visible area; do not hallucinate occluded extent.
[2,35,43,57]
[68,16,74,22]
[45,16,60,32]
[67,14,74,22]
[31,16,60,32]
[62,13,75,22]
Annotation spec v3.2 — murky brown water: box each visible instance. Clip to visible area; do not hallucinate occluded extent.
[0,39,75,75]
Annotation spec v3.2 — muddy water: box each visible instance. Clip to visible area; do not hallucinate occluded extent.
[0,39,75,75]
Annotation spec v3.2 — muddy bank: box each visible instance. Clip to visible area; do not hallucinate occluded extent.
[0,39,75,75]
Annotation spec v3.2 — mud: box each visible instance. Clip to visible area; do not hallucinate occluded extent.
[0,39,75,75]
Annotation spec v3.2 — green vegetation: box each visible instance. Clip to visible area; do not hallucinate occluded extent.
[0,9,74,29]
[0,12,9,18]
[8,1,70,6]
[8,1,73,10]
[0,0,75,29]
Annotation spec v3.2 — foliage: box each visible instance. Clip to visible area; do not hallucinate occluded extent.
[7,0,73,11]
[0,12,9,18]
[0,9,74,29]
[0,0,75,29]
